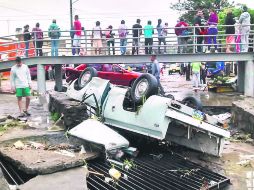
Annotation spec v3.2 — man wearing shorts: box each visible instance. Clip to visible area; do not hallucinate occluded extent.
[73,15,82,55]
[10,57,32,117]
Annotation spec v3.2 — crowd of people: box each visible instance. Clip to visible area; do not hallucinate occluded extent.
[22,6,252,57]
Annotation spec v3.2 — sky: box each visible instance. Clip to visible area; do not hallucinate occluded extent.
[0,0,253,37]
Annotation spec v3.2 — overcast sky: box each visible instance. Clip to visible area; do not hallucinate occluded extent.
[0,0,253,36]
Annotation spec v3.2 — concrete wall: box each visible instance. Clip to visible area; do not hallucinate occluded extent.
[244,60,254,97]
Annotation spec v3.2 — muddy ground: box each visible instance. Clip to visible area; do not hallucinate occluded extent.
[0,74,253,190]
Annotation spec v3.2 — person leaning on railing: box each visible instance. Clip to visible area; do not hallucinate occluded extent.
[175,18,189,54]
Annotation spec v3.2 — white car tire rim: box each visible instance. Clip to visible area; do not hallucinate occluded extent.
[80,71,91,86]
[135,79,149,99]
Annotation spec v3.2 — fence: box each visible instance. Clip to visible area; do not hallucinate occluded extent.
[0,24,253,61]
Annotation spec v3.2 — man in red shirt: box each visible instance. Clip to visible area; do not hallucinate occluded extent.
[175,18,189,53]
[73,15,82,55]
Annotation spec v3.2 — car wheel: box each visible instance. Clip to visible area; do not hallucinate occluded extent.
[129,79,135,87]
[182,96,203,111]
[130,73,158,104]
[78,67,98,89]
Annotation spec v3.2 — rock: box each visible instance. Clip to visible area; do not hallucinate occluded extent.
[232,98,254,136]
[19,167,88,190]
[0,167,10,190]
[48,92,89,129]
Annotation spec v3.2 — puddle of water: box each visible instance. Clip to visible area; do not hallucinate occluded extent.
[222,148,254,190]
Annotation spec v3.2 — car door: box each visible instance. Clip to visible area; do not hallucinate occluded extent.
[110,64,126,85]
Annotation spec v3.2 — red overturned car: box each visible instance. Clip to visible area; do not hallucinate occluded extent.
[64,64,141,87]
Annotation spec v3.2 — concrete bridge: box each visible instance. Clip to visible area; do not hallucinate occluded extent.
[0,53,254,97]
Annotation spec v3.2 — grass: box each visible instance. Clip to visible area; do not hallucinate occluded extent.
[50,112,61,122]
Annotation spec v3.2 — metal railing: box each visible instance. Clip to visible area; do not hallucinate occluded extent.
[0,24,253,61]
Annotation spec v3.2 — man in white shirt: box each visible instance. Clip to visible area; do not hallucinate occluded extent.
[92,21,103,55]
[239,5,251,52]
[10,57,32,117]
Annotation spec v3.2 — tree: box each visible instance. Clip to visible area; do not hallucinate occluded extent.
[218,6,254,31]
[170,0,233,24]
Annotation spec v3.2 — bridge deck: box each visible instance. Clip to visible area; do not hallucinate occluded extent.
[0,53,253,70]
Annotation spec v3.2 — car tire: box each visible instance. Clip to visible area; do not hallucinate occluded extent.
[182,96,203,111]
[78,67,98,89]
[129,79,135,87]
[130,73,158,104]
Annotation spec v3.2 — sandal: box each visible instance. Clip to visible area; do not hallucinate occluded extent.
[23,110,31,116]
[18,113,26,118]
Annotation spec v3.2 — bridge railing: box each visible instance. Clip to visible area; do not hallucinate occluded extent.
[0,24,253,61]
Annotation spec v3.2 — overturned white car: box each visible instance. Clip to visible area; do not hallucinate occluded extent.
[66,67,230,157]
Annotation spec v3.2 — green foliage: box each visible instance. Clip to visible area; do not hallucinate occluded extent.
[218,6,254,32]
[50,112,61,122]
[123,159,137,170]
[170,0,233,24]
[212,76,230,84]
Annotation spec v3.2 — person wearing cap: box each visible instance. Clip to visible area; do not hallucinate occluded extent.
[10,57,32,117]
[239,5,251,52]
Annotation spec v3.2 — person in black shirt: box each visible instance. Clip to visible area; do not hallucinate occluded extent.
[23,25,31,58]
[225,11,236,52]
[194,10,204,53]
[132,19,142,55]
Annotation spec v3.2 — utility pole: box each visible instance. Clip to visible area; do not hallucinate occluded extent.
[70,0,73,29]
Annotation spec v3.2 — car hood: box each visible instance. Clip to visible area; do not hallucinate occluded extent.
[129,71,142,76]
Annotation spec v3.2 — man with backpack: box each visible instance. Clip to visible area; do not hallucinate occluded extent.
[48,19,61,56]
[175,18,189,53]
